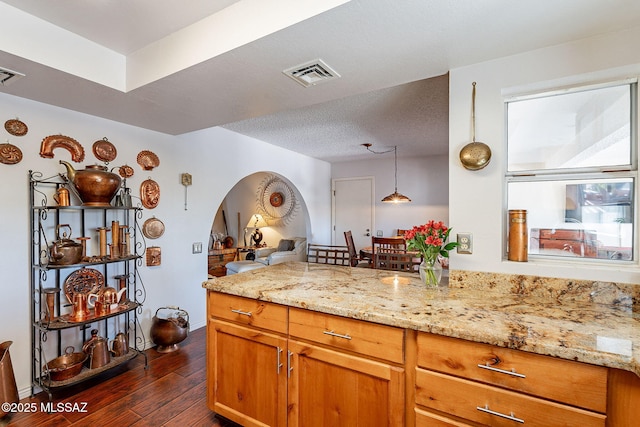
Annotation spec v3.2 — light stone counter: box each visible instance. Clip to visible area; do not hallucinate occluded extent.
[203,261,640,377]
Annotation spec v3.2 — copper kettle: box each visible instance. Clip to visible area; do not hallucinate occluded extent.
[82,329,110,369]
[49,224,83,265]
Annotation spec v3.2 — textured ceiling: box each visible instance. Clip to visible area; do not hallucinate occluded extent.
[1,0,639,162]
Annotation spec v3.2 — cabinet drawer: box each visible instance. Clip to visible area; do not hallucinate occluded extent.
[416,333,607,413]
[208,292,287,334]
[416,369,606,427]
[415,407,477,426]
[289,307,404,364]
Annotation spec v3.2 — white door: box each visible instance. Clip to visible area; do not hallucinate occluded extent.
[332,177,374,249]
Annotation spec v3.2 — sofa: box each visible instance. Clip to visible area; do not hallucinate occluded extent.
[226,237,307,275]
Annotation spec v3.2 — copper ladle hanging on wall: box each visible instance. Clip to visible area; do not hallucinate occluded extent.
[459,82,492,170]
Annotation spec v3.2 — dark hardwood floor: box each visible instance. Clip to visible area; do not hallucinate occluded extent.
[2,327,239,426]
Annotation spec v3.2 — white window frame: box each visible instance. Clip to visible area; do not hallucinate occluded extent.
[504,78,638,265]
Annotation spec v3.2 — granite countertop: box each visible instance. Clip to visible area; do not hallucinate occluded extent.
[202,261,640,377]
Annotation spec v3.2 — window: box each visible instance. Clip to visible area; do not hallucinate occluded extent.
[506,80,637,262]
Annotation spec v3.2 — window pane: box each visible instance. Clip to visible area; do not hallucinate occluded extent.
[508,178,634,260]
[507,84,632,172]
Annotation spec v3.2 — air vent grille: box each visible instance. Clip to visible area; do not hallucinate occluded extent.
[283,59,340,87]
[0,67,25,86]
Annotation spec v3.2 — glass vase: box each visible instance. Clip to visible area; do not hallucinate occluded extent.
[419,260,442,287]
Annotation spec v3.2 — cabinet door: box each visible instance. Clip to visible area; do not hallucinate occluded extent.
[208,319,288,427]
[287,339,404,427]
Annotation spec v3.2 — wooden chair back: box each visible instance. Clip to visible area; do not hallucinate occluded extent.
[344,230,370,267]
[307,243,351,266]
[371,236,406,252]
[374,249,422,272]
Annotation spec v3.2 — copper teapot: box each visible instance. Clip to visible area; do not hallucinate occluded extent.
[59,160,121,206]
[88,287,126,312]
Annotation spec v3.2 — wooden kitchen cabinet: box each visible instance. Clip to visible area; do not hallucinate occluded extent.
[207,292,405,426]
[414,332,607,426]
[287,308,405,426]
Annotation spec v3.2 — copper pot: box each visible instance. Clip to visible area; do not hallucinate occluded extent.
[150,307,189,353]
[44,346,87,381]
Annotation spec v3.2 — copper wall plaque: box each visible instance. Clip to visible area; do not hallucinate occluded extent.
[140,178,160,209]
[146,246,161,266]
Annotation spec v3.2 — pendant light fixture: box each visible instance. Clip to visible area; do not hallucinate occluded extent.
[363,144,411,203]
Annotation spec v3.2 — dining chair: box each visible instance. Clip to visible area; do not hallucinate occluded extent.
[372,236,409,271]
[344,230,370,267]
[374,248,422,272]
[307,243,351,266]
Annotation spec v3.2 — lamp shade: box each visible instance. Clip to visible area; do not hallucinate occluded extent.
[382,191,411,203]
[246,213,268,229]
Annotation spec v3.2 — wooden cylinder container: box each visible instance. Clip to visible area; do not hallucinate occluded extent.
[508,209,528,262]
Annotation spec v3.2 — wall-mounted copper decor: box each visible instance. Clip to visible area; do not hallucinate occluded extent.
[0,142,22,165]
[4,118,27,136]
[146,246,161,266]
[140,178,160,209]
[92,137,117,163]
[40,134,85,162]
[118,164,134,178]
[137,150,159,170]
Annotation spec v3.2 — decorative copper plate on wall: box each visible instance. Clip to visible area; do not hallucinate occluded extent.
[4,119,28,136]
[92,137,117,162]
[142,217,165,239]
[140,178,160,209]
[0,143,23,165]
[137,150,159,170]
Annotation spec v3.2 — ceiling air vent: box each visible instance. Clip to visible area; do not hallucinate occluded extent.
[283,59,340,87]
[0,66,25,86]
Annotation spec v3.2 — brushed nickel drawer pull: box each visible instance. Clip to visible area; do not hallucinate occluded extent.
[323,330,352,340]
[477,405,524,423]
[230,308,252,317]
[276,347,283,374]
[478,363,526,378]
[287,351,293,378]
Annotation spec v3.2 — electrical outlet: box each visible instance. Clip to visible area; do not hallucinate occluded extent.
[192,242,202,254]
[376,230,383,237]
[457,233,472,254]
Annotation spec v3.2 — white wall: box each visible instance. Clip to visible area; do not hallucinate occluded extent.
[332,155,449,238]
[0,92,331,397]
[448,26,640,284]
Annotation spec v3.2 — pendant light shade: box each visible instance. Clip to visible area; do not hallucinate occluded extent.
[382,146,411,203]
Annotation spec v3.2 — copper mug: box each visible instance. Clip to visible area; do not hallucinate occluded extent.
[71,293,90,320]
[53,187,70,206]
[93,300,109,317]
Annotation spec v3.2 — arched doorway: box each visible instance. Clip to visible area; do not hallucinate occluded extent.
[207,171,310,276]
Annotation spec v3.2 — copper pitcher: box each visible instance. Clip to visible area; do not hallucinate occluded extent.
[0,341,19,419]
[110,332,129,357]
[53,187,70,206]
[71,293,90,321]
[82,329,110,369]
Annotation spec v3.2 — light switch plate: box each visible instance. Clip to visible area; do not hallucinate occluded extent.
[192,242,202,254]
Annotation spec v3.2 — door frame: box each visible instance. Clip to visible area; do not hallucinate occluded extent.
[331,176,375,245]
